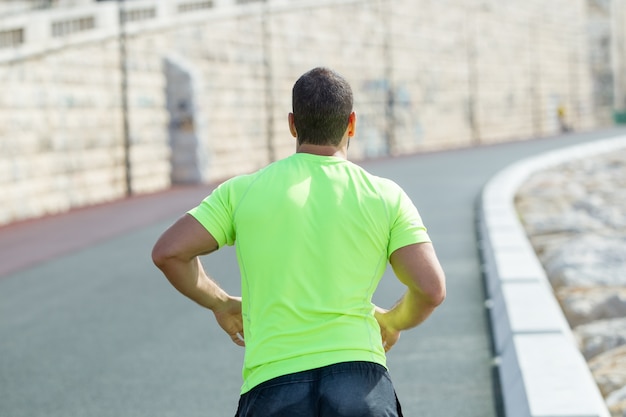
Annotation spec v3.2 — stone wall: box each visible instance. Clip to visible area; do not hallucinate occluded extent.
[0,0,600,225]
[612,0,626,112]
[587,0,626,124]
[515,144,626,416]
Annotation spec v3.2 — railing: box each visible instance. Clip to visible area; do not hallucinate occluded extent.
[0,0,56,18]
[178,1,213,13]
[0,27,24,48]
[51,15,95,37]
[0,0,229,60]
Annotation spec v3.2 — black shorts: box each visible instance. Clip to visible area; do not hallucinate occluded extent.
[235,361,403,417]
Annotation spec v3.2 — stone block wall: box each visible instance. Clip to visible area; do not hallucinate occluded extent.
[0,0,602,225]
[0,38,124,223]
[612,0,626,112]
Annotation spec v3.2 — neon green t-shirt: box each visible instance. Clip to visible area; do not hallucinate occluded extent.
[188,152,431,394]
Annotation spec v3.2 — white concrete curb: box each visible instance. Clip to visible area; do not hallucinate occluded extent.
[478,135,626,417]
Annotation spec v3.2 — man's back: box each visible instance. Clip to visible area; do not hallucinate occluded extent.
[153,67,445,417]
[189,152,430,393]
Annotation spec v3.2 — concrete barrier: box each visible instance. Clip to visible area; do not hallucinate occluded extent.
[477,135,626,417]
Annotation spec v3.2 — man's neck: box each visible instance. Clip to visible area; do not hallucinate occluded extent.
[296,143,348,159]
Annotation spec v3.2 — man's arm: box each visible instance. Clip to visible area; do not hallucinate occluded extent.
[375,242,446,351]
[151,214,244,346]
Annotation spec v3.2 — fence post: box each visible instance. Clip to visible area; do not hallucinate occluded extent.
[262,0,275,163]
[118,0,132,196]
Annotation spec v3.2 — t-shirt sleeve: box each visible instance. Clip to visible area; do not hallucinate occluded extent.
[187,180,236,248]
[387,186,431,258]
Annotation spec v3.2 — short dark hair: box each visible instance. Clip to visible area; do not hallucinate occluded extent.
[292,67,353,146]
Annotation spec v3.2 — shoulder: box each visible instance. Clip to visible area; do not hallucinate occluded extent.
[352,165,405,197]
[372,175,403,192]
[210,161,287,205]
[216,165,271,192]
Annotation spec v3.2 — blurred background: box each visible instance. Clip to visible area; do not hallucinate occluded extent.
[0,0,624,226]
[1,2,626,417]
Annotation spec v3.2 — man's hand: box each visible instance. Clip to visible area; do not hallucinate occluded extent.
[213,296,245,347]
[374,306,401,352]
[152,214,246,347]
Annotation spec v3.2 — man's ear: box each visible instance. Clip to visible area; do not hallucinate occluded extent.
[347,111,356,137]
[288,113,297,138]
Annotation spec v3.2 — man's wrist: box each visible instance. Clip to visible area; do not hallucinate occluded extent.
[208,289,231,312]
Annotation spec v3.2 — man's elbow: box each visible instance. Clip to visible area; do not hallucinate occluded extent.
[151,240,177,271]
[151,245,165,271]
[428,283,446,307]
[422,272,447,307]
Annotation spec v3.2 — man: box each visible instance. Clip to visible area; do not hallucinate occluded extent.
[152,67,446,417]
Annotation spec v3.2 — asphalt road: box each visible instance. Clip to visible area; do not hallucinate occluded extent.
[1,127,624,417]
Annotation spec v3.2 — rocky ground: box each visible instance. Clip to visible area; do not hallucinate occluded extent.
[515,147,626,417]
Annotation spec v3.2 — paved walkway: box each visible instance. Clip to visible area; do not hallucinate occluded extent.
[1,127,624,417]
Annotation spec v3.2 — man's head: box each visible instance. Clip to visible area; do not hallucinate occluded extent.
[290,67,354,146]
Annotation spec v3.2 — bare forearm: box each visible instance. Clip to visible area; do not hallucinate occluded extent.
[151,214,232,312]
[157,256,228,311]
[385,243,446,331]
[385,288,439,331]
